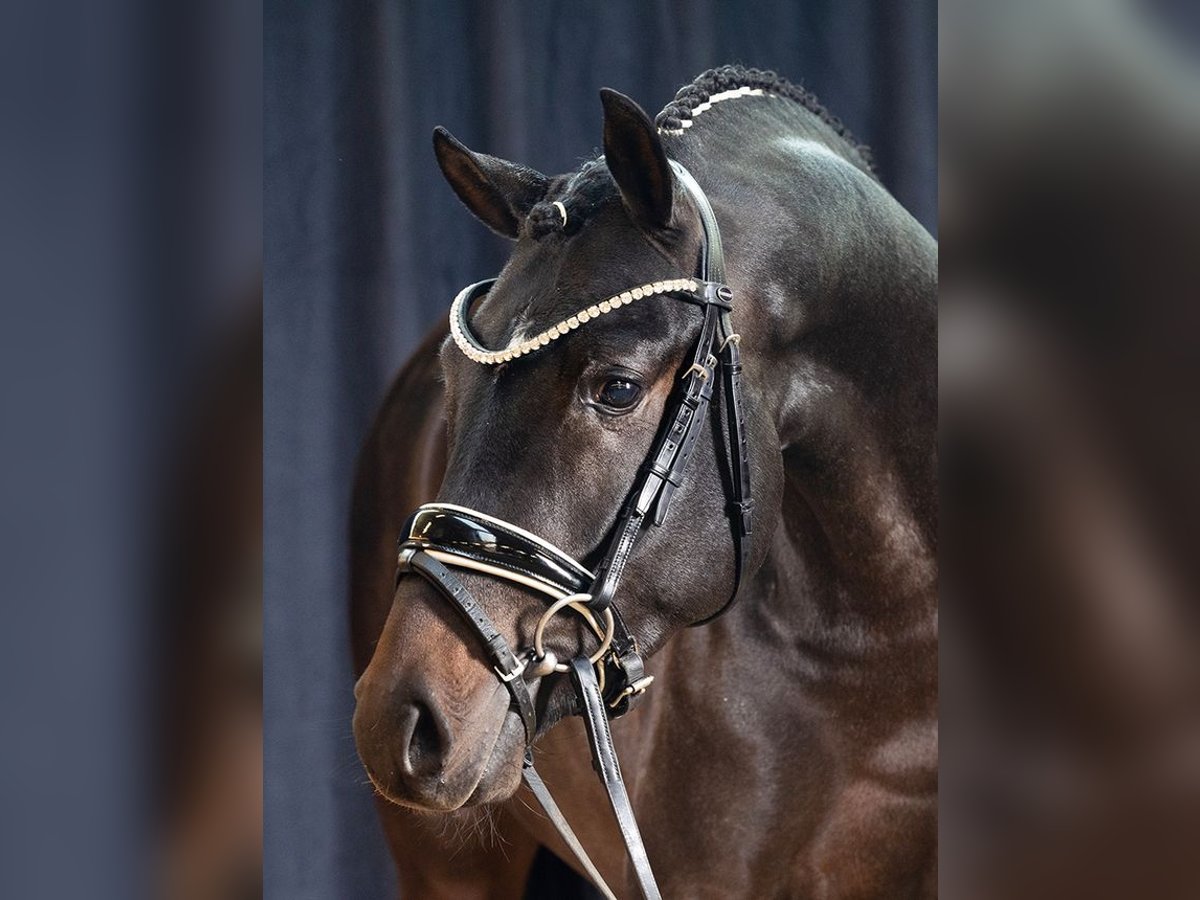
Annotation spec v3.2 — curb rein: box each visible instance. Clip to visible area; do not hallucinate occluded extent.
[394,161,752,900]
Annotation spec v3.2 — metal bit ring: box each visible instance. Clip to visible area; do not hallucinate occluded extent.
[532,593,615,674]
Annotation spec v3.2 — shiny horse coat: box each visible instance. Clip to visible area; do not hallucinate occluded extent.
[351,66,937,898]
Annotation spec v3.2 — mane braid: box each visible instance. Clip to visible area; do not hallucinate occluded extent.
[526,65,875,239]
[656,65,875,173]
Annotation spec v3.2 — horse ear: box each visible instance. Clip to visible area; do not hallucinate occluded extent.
[432,127,548,239]
[600,88,673,229]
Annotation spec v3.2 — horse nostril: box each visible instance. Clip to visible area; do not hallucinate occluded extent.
[402,698,447,779]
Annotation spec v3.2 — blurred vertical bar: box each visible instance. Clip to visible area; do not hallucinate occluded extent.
[0,0,261,895]
[941,0,1200,896]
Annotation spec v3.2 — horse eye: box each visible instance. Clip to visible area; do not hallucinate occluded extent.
[596,378,643,410]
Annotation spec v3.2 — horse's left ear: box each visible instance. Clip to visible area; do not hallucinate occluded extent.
[601,88,673,230]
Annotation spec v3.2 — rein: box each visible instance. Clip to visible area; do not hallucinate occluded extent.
[395,161,752,898]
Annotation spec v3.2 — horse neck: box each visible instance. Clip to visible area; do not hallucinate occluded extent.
[689,121,937,644]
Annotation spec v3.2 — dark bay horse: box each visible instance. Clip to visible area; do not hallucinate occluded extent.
[351,67,937,898]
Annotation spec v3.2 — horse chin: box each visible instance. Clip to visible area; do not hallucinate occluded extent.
[460,713,526,807]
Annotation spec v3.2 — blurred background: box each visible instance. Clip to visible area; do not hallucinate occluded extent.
[1,0,1197,897]
[940,1,1200,897]
[264,2,934,897]
[0,0,261,897]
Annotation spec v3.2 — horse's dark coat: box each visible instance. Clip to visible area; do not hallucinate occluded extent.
[351,67,937,898]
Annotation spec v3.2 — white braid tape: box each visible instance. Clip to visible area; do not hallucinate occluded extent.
[657,86,768,135]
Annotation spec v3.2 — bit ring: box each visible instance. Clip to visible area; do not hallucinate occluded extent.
[532,593,615,674]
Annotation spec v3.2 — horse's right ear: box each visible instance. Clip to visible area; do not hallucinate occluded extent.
[433,127,548,239]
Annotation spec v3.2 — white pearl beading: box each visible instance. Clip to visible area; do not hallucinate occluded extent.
[450,278,700,365]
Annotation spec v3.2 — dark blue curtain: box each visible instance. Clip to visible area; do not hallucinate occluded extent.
[263,2,936,896]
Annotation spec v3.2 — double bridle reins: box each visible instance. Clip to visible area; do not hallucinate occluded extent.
[395,161,752,899]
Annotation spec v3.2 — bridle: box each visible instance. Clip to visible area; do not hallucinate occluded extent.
[395,161,752,899]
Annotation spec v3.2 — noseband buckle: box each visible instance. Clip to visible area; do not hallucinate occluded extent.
[494,655,527,683]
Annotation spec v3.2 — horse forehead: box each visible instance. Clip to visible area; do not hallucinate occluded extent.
[476,216,669,338]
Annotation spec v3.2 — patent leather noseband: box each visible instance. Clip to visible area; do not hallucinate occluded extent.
[404,504,593,599]
[395,161,752,899]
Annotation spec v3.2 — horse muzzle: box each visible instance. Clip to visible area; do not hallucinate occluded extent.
[352,576,531,811]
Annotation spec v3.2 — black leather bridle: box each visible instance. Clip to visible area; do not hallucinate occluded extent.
[395,161,752,899]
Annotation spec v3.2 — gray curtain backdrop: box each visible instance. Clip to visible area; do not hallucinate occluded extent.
[264,1,935,896]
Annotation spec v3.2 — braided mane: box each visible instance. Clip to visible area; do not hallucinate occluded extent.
[656,65,873,170]
[526,65,873,239]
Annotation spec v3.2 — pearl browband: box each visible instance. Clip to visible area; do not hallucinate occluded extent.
[450,277,704,365]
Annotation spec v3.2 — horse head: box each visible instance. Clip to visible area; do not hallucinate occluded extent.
[353,90,784,812]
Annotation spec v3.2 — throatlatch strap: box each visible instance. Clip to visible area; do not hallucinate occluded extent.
[675,159,754,623]
[569,657,663,900]
[692,313,755,626]
[721,323,753,545]
[522,759,618,900]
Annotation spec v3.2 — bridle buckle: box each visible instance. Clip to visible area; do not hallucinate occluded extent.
[608,675,655,709]
[494,656,528,683]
